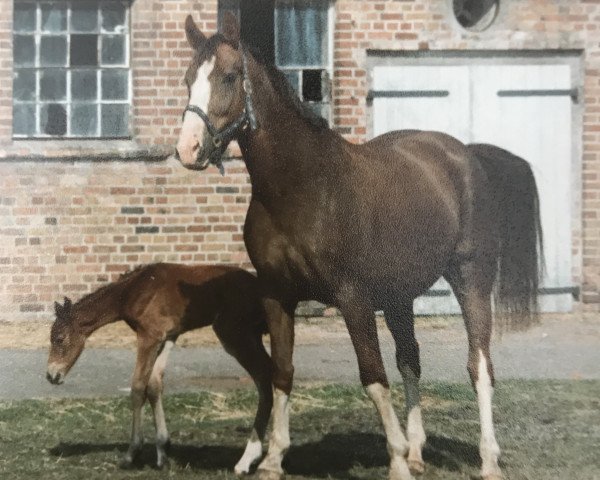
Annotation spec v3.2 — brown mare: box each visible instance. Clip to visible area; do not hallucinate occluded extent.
[47,263,272,474]
[175,15,542,480]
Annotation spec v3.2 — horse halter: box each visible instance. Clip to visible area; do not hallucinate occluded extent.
[181,47,258,170]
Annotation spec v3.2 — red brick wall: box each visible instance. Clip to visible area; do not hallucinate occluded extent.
[0,0,598,321]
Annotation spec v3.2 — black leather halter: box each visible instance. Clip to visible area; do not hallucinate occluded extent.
[182,47,258,156]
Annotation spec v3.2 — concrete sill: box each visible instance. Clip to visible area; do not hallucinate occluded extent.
[0,140,174,162]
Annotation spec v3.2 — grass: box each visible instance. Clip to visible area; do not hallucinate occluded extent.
[0,380,599,480]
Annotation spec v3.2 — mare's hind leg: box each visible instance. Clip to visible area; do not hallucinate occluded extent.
[147,339,175,469]
[213,321,273,475]
[384,301,426,475]
[446,266,503,480]
[338,287,414,480]
[121,336,163,468]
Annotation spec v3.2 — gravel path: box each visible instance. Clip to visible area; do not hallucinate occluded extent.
[1,315,598,400]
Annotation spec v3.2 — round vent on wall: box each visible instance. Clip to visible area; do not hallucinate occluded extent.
[453,0,499,32]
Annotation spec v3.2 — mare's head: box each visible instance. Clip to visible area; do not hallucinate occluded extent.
[176,14,247,170]
[47,297,85,385]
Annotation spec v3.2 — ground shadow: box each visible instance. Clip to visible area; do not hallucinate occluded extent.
[49,432,479,478]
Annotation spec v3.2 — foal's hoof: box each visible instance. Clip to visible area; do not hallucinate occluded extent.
[119,457,135,470]
[408,459,425,475]
[256,468,284,480]
[482,475,504,480]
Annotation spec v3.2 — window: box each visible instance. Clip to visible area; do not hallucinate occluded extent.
[452,0,499,32]
[218,0,332,123]
[12,1,131,138]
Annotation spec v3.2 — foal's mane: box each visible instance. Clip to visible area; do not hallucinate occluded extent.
[73,264,148,310]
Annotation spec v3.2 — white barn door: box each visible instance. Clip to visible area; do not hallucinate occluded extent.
[372,63,574,313]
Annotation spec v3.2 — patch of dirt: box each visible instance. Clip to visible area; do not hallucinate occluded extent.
[1,312,597,350]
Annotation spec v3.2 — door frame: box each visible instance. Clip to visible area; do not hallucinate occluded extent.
[366,49,584,307]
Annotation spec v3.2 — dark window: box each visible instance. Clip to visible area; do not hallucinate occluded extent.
[218,0,331,123]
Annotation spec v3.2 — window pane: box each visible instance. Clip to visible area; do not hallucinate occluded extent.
[282,70,300,94]
[70,34,98,66]
[40,69,66,101]
[13,35,36,66]
[70,103,98,136]
[101,2,127,32]
[101,104,128,137]
[13,69,36,101]
[40,103,67,135]
[41,3,67,32]
[71,2,98,32]
[101,35,126,65]
[14,3,36,32]
[275,0,329,67]
[101,70,128,100]
[71,70,97,100]
[40,35,67,66]
[13,104,36,136]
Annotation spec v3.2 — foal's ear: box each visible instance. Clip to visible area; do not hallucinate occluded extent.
[54,301,64,317]
[185,14,206,50]
[63,296,72,311]
[222,12,240,48]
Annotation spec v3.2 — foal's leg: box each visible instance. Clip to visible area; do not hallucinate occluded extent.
[213,323,273,475]
[147,340,175,469]
[384,301,426,475]
[451,280,503,480]
[339,291,414,480]
[121,336,163,468]
[256,297,296,480]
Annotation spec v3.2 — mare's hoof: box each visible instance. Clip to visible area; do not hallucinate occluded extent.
[482,475,503,480]
[408,459,425,475]
[155,457,170,470]
[256,468,284,480]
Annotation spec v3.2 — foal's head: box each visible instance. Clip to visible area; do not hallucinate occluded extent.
[176,14,247,170]
[47,297,85,385]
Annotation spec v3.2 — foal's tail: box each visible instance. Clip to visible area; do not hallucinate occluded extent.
[469,143,543,331]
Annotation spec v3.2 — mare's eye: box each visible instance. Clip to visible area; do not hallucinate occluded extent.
[223,73,237,84]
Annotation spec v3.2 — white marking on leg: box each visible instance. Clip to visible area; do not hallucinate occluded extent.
[367,383,414,480]
[149,341,174,467]
[400,365,426,472]
[177,56,215,165]
[258,388,290,476]
[476,349,502,478]
[235,429,263,475]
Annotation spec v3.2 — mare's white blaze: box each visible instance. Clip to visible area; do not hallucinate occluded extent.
[399,365,426,466]
[257,388,290,475]
[476,349,502,477]
[234,429,262,475]
[177,56,215,164]
[366,383,413,480]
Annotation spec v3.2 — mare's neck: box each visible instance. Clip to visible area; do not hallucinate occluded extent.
[238,57,341,197]
[74,282,124,338]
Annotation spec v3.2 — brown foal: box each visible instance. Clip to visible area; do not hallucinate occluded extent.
[47,263,272,473]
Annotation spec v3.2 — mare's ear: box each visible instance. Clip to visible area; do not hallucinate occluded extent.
[63,296,72,311]
[222,12,240,48]
[185,14,207,50]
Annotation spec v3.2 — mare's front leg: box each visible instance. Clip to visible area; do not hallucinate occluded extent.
[147,340,175,469]
[120,336,163,468]
[339,288,414,480]
[256,296,297,480]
